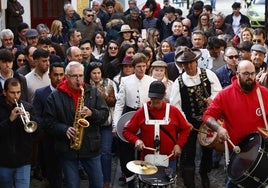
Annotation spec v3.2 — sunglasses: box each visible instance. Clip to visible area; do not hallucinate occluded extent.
[86,14,94,17]
[226,55,239,59]
[109,46,118,50]
[89,61,102,67]
[17,59,26,62]
[253,39,262,43]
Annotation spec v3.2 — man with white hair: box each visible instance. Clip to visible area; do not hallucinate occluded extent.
[59,3,81,41]
[0,29,23,55]
[92,0,109,31]
[44,61,109,188]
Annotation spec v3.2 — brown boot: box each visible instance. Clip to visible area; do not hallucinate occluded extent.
[103,182,111,188]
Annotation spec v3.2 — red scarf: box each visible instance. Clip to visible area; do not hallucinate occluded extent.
[57,78,84,109]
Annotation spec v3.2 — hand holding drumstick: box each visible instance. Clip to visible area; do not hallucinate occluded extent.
[217,126,240,153]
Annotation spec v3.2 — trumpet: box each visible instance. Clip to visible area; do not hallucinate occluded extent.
[14,99,37,133]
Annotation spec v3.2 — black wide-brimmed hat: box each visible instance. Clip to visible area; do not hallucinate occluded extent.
[175,46,202,63]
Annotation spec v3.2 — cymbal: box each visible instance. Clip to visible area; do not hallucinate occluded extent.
[126,160,158,175]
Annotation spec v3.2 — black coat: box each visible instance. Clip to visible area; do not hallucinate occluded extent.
[44,84,109,159]
[0,96,37,167]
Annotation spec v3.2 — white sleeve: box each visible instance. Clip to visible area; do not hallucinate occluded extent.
[206,69,223,99]
[112,78,126,127]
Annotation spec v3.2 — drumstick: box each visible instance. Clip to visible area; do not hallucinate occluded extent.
[163,153,174,161]
[227,138,241,154]
[144,146,156,151]
[224,141,229,166]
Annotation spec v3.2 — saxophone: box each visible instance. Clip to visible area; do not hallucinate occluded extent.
[70,85,90,150]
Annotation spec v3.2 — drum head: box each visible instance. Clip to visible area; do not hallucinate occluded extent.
[198,123,217,147]
[227,133,262,180]
[116,111,139,142]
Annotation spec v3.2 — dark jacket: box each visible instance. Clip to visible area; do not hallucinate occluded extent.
[205,23,235,38]
[215,64,236,89]
[6,0,24,33]
[59,11,81,41]
[225,13,250,28]
[0,96,36,168]
[44,84,109,159]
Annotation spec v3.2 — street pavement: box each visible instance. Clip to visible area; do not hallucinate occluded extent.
[30,0,246,187]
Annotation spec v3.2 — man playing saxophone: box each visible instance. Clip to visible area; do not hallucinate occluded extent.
[0,77,38,188]
[44,61,109,188]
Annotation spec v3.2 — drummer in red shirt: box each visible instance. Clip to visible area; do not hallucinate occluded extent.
[123,81,191,171]
[203,60,268,188]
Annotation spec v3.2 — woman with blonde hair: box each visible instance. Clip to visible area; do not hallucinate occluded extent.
[240,27,253,43]
[149,60,173,102]
[147,28,160,53]
[156,40,173,60]
[50,20,65,45]
[193,12,211,32]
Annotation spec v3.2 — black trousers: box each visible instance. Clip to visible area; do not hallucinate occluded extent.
[180,131,213,173]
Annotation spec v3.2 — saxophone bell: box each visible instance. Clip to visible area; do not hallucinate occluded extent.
[78,118,89,127]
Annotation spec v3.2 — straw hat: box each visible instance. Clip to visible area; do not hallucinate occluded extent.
[119,24,133,33]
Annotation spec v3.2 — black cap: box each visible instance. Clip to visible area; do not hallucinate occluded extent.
[148,81,166,99]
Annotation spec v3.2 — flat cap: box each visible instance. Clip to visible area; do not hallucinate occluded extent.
[251,44,266,54]
[25,29,38,38]
[151,60,167,67]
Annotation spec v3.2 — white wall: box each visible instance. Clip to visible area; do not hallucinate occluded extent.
[18,0,31,27]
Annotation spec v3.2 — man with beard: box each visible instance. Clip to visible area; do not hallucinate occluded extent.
[203,60,268,188]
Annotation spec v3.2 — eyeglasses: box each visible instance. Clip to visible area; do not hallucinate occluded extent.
[239,72,256,77]
[86,14,94,17]
[68,74,84,79]
[226,55,239,59]
[109,46,118,50]
[17,59,26,62]
[253,39,262,43]
[89,61,102,67]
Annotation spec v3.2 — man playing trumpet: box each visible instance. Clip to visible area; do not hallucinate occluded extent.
[0,78,37,187]
[203,60,268,188]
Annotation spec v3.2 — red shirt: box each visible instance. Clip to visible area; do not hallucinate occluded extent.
[203,77,268,146]
[123,101,190,160]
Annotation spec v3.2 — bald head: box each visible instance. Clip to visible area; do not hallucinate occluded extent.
[237,60,256,93]
[237,60,255,73]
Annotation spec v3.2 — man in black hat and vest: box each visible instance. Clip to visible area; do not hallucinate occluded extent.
[170,46,222,188]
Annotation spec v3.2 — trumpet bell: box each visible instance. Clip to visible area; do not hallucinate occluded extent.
[24,121,37,133]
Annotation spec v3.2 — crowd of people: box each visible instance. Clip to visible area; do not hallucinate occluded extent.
[0,0,268,188]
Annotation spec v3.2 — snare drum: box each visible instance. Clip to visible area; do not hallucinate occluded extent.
[138,166,176,188]
[227,132,268,187]
[198,122,225,152]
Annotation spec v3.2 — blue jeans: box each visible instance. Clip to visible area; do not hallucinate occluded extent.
[211,0,216,9]
[100,125,113,183]
[0,164,31,188]
[61,155,103,188]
